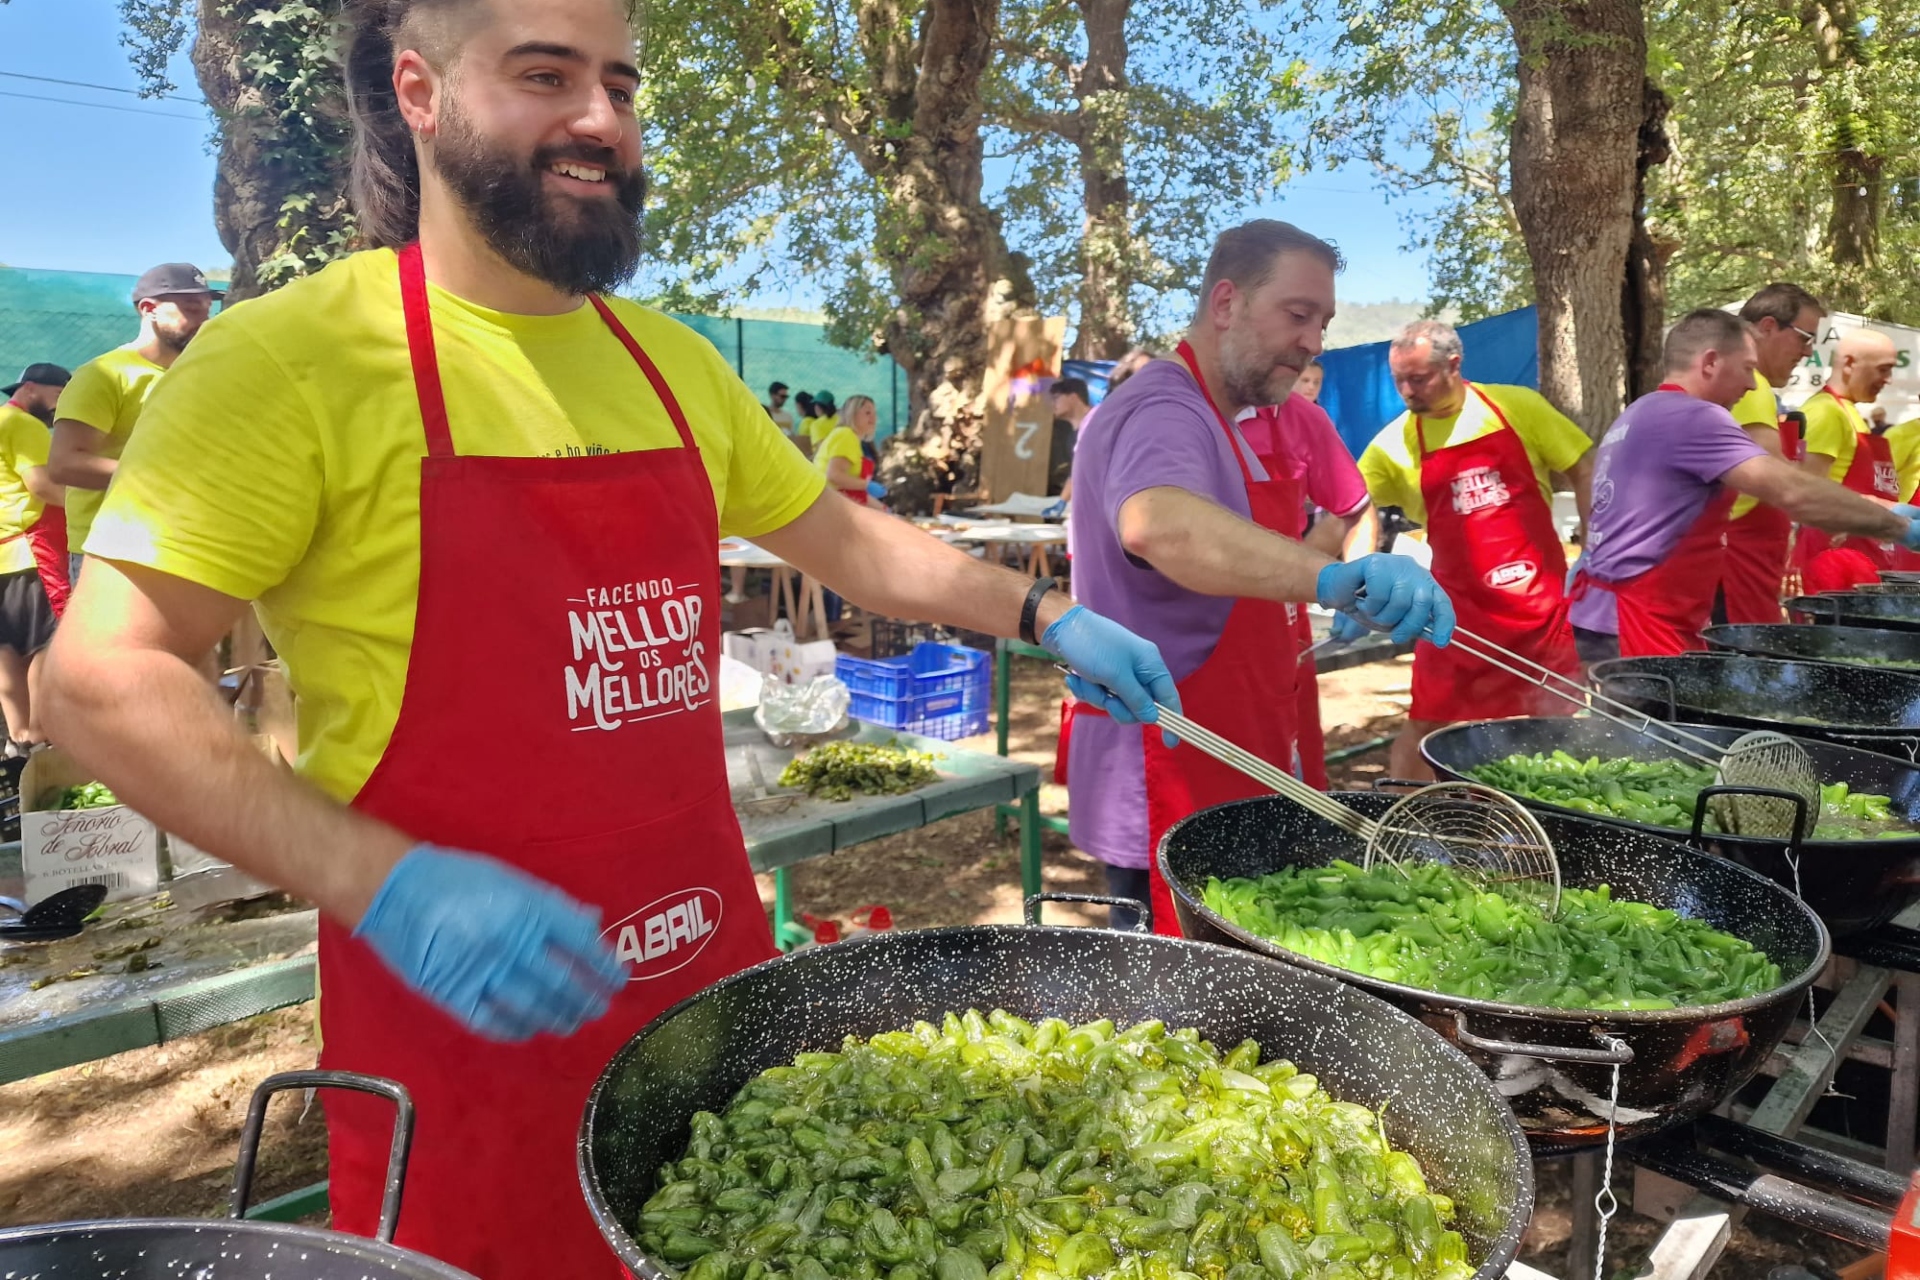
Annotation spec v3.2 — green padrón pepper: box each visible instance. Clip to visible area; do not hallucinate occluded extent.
[1204,859,1780,1010]
[778,741,939,801]
[1464,750,1912,841]
[639,1010,1474,1280]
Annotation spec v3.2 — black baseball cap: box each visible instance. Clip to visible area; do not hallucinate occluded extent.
[2,363,72,397]
[132,263,224,305]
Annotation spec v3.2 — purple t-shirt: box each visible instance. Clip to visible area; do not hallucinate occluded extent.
[1568,390,1765,634]
[1065,359,1277,868]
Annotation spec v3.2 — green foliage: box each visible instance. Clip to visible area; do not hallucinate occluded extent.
[986,1,1307,339]
[118,0,193,94]
[228,0,357,290]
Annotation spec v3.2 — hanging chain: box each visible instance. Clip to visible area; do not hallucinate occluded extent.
[1787,848,1844,1092]
[1592,1038,1627,1280]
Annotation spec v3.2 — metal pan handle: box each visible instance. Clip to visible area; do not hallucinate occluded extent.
[1369,777,1431,793]
[1689,784,1809,853]
[1596,670,1678,723]
[1451,1011,1635,1065]
[1024,892,1151,933]
[1794,595,1844,625]
[230,1069,414,1243]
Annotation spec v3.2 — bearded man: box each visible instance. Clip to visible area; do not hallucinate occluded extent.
[36,0,1185,1275]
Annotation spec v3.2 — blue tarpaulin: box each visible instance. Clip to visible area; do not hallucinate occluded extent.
[1317,305,1540,459]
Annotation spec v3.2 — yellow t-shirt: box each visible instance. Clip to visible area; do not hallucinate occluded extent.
[53,345,166,549]
[1356,383,1591,525]
[807,413,840,446]
[1727,371,1781,522]
[88,248,828,802]
[813,425,863,484]
[0,403,50,574]
[1887,419,1920,503]
[1801,388,1868,484]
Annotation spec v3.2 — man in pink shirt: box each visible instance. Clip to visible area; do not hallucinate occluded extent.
[1241,394,1373,785]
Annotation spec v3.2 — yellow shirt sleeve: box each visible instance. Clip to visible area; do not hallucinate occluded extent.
[1801,391,1859,482]
[0,411,46,532]
[1358,425,1425,524]
[53,357,128,434]
[1486,385,1593,475]
[1726,377,1779,520]
[88,317,325,600]
[1888,419,1920,503]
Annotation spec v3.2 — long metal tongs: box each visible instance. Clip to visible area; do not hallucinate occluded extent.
[1442,627,1821,839]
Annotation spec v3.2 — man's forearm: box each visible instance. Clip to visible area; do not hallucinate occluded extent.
[1341,506,1378,561]
[23,467,62,507]
[1117,487,1331,601]
[49,453,114,490]
[41,642,412,925]
[758,496,1075,640]
[1778,474,1905,539]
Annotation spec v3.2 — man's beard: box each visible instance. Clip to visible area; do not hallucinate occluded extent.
[154,317,200,354]
[432,107,647,296]
[1217,327,1299,408]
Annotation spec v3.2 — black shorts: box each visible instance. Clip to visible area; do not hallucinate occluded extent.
[1573,625,1621,668]
[0,567,55,656]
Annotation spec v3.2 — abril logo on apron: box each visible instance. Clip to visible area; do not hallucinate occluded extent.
[603,886,726,980]
[1450,464,1511,515]
[563,576,713,731]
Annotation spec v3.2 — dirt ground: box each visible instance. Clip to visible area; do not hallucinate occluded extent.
[0,652,1871,1276]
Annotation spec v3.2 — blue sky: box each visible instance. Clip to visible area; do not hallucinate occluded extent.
[0,0,1440,304]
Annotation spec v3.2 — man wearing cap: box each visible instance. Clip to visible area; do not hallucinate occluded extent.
[1,364,72,613]
[0,364,70,751]
[806,389,840,451]
[50,263,221,584]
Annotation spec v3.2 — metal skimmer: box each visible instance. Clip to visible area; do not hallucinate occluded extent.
[1150,704,1563,916]
[1443,628,1823,841]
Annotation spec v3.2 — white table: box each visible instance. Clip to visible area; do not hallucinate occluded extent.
[719,539,830,640]
[943,524,1069,577]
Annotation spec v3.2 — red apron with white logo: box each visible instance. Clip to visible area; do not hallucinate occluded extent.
[1719,414,1799,625]
[1245,409,1330,789]
[1409,386,1578,721]
[1578,487,1738,657]
[1137,343,1301,934]
[317,244,774,1280]
[1801,389,1901,589]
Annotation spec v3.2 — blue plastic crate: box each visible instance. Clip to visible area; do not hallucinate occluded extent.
[838,642,992,729]
[903,706,990,740]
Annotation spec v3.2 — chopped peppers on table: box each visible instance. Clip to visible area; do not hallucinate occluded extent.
[1203,860,1780,1011]
[778,741,940,801]
[1464,750,1912,840]
[641,1010,1474,1280]
[40,781,119,811]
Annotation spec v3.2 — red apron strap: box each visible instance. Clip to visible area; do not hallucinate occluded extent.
[397,243,456,460]
[1173,341,1260,487]
[589,295,698,451]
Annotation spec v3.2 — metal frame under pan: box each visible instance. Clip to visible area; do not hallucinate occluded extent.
[1421,716,1920,936]
[1157,790,1828,1156]
[1703,622,1920,671]
[1590,652,1920,762]
[1790,592,1920,633]
[578,907,1535,1280]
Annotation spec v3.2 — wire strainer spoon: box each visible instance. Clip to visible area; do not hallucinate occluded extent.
[1144,701,1563,916]
[1442,628,1822,840]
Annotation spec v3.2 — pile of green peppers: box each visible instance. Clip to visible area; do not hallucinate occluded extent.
[778,741,939,802]
[1203,859,1781,1010]
[639,1010,1474,1280]
[43,781,119,811]
[1465,750,1912,840]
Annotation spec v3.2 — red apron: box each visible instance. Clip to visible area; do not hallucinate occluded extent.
[1593,488,1739,657]
[318,244,775,1280]
[1137,342,1301,935]
[1801,389,1901,589]
[1244,412,1331,790]
[1719,414,1799,625]
[1409,386,1579,721]
[26,507,68,617]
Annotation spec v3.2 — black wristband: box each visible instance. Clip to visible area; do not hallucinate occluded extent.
[1020,576,1058,647]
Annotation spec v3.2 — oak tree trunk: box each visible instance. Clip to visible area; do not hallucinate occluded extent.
[191,0,274,302]
[1808,0,1880,307]
[1501,0,1647,436]
[1071,0,1132,360]
[1622,77,1673,402]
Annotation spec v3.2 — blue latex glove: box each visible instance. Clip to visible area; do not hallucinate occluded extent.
[1327,611,1371,643]
[1316,555,1457,646]
[866,480,889,500]
[1895,503,1920,550]
[1042,498,1068,519]
[1565,560,1582,594]
[1045,604,1182,732]
[354,846,627,1042]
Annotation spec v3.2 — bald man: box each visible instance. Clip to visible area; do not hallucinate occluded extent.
[1799,329,1903,592]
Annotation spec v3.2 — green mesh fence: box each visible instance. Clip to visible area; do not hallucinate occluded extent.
[0,266,907,435]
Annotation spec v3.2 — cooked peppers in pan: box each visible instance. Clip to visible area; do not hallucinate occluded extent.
[1465,750,1913,840]
[641,1010,1474,1280]
[1204,859,1781,1010]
